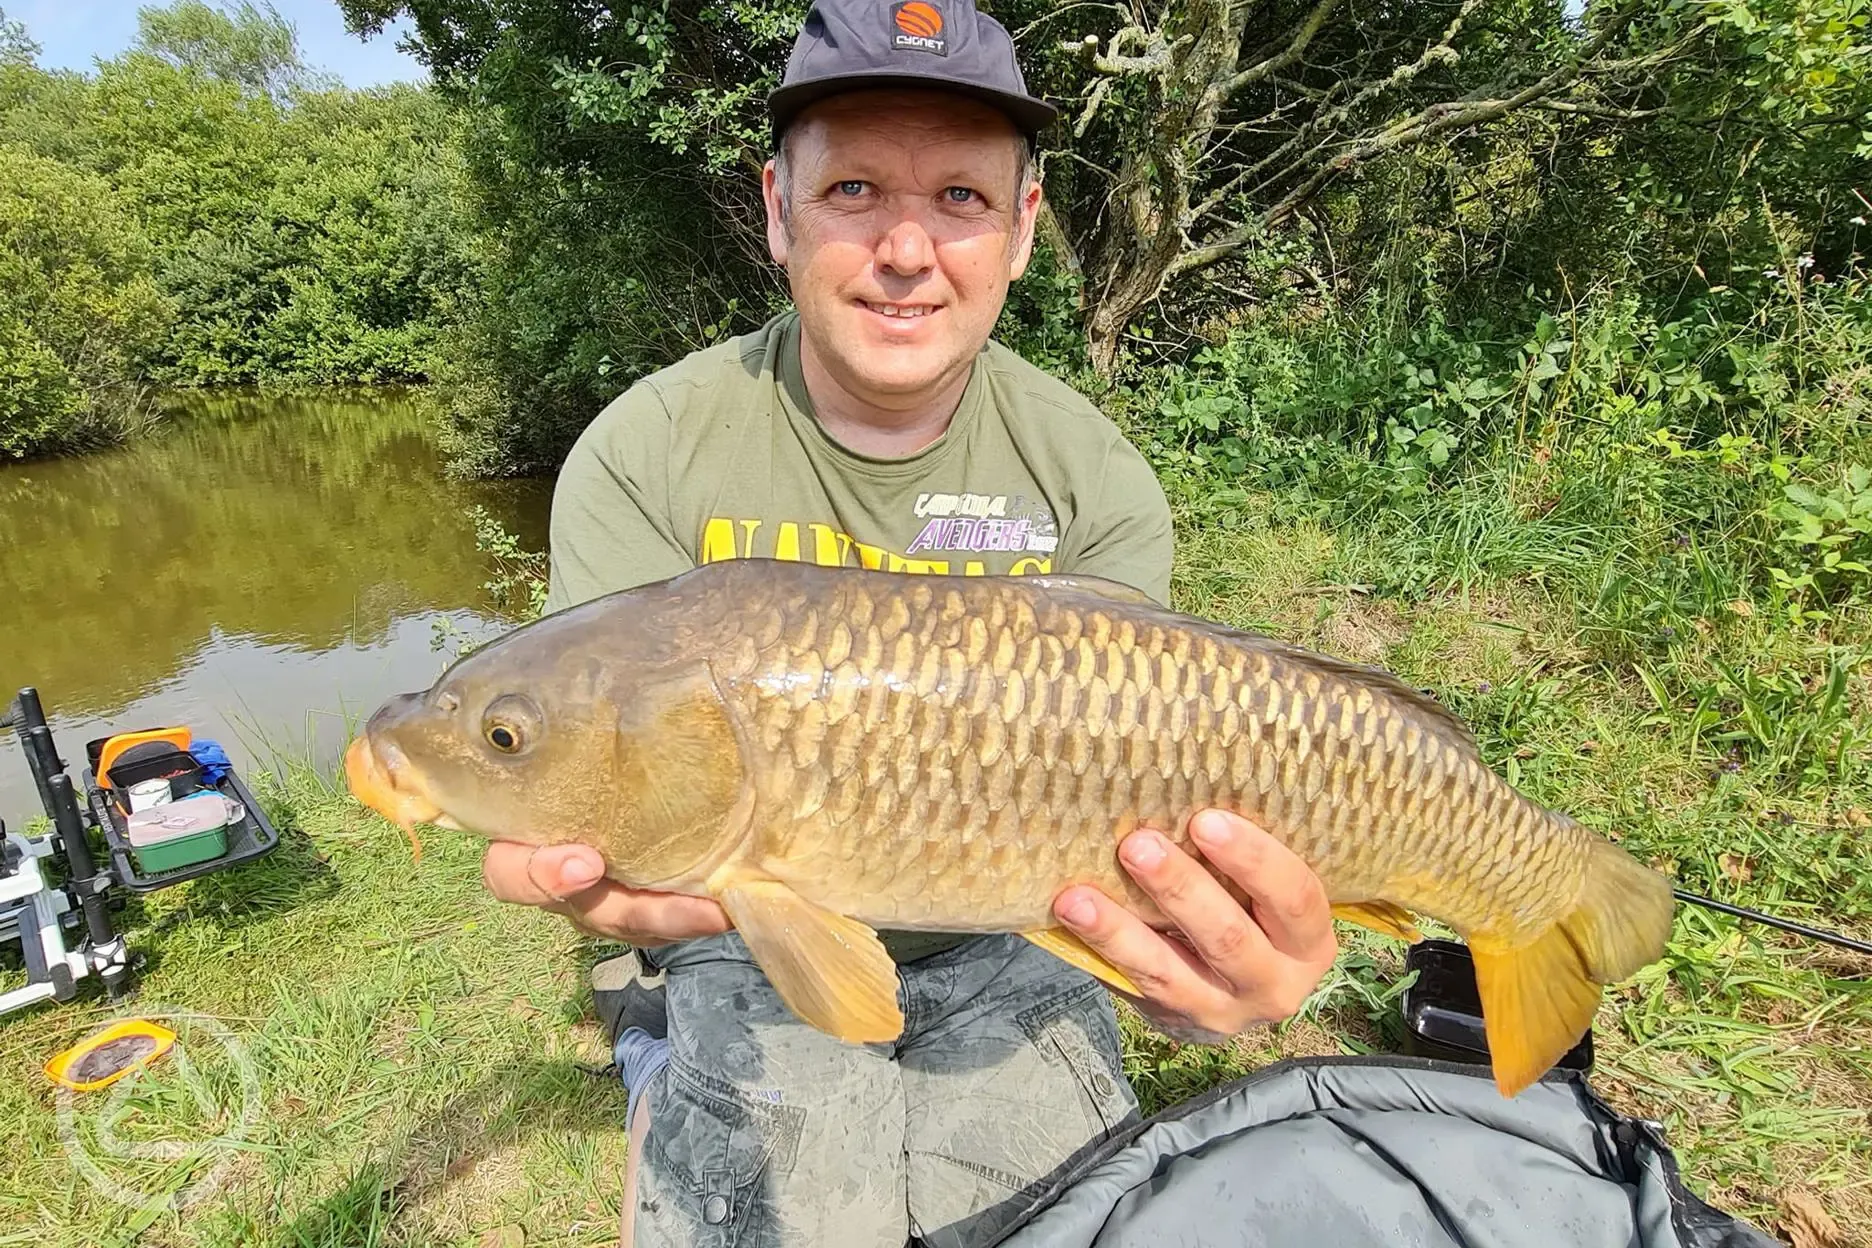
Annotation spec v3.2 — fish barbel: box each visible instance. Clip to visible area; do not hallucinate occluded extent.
[344,559,1675,1096]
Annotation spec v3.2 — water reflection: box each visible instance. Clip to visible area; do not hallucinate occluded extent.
[0,387,552,818]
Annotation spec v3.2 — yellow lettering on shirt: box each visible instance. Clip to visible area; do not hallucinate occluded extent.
[700,517,1049,577]
[700,517,738,564]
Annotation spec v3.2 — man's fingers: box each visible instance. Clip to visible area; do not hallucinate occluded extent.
[480,841,732,945]
[1053,882,1219,1006]
[482,841,606,907]
[547,883,731,946]
[1114,826,1275,980]
[1189,811,1336,965]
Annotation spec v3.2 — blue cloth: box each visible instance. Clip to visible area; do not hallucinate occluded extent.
[189,739,232,785]
[612,1026,669,1125]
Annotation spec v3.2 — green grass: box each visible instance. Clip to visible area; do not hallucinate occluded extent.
[1154,509,1872,1241]
[2,491,1868,1246]
[0,763,632,1248]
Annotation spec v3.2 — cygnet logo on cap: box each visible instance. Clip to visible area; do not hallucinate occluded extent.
[891,1,948,55]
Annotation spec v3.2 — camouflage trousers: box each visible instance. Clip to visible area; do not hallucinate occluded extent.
[629,932,1141,1248]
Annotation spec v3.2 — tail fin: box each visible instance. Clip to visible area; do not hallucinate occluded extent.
[1471,838,1676,1097]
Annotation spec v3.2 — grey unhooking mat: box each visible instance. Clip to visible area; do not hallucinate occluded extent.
[988,1057,1778,1248]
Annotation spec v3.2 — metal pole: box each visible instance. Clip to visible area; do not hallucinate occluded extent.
[46,774,118,957]
[1675,889,1872,957]
[15,688,60,822]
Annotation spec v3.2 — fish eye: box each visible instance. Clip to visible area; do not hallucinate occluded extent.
[481,694,542,756]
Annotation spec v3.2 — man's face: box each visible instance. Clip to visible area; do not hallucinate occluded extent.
[764,89,1042,407]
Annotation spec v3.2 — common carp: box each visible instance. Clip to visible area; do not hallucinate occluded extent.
[344,559,1675,1096]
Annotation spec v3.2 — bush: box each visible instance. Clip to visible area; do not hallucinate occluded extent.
[0,146,171,458]
[1118,274,1872,627]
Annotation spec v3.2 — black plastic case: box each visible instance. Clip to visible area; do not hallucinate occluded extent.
[1399,938,1595,1073]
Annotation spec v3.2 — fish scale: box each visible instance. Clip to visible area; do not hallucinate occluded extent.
[347,558,1677,1097]
[734,575,1435,928]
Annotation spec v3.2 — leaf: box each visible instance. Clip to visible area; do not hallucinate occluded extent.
[1635,663,1672,712]
[1784,483,1825,511]
[1780,1191,1843,1248]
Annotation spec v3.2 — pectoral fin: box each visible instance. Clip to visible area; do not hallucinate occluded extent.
[1021,927,1143,997]
[1331,900,1424,942]
[715,878,904,1044]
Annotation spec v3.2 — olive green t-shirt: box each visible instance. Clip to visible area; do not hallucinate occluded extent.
[545,310,1174,960]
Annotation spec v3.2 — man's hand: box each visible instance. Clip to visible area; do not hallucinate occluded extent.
[481,841,731,946]
[1052,810,1337,1043]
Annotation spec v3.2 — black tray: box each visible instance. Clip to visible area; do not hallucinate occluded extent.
[1399,938,1595,1074]
[87,768,281,892]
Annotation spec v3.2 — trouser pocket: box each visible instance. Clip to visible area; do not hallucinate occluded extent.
[638,1057,807,1248]
[1014,979,1138,1142]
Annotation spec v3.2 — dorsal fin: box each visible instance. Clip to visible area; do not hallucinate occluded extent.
[1022,574,1158,606]
[1280,641,1479,753]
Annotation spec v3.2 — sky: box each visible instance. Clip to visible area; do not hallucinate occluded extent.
[9,0,427,88]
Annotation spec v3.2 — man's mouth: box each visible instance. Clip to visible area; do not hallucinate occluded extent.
[860,300,938,320]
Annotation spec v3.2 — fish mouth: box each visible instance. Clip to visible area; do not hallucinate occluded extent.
[343,730,449,861]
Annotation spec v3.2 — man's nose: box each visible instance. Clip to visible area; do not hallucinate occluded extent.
[876,216,936,277]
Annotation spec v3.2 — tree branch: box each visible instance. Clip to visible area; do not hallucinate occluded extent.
[1212,0,1340,104]
[1035,198,1085,293]
[1188,0,1478,228]
[1532,99,1666,120]
[1083,25,1187,75]
[1172,0,1647,277]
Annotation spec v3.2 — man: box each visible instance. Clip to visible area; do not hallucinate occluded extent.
[482,1,1339,1243]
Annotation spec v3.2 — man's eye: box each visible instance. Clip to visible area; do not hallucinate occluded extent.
[944,187,978,204]
[835,180,866,197]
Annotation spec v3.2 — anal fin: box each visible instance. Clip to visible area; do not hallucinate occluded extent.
[1331,900,1423,942]
[1021,927,1143,997]
[715,878,904,1044]
[1469,927,1605,1098]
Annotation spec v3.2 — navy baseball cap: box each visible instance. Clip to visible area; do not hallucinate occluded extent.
[768,0,1059,140]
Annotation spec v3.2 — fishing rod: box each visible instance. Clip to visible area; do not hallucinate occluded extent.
[1674,889,1872,957]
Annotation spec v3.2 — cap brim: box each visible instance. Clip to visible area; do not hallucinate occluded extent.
[769,72,1058,139]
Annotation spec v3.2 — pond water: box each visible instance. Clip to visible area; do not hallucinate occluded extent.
[0,388,552,821]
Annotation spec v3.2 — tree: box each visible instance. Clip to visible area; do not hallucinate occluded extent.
[1021,0,1690,370]
[340,0,795,475]
[340,0,1872,476]
[342,1,1699,373]
[0,6,38,66]
[1,17,473,400]
[135,0,329,100]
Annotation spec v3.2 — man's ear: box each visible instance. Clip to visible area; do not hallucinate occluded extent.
[763,159,789,266]
[1008,175,1044,281]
